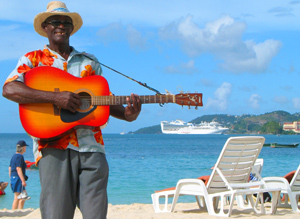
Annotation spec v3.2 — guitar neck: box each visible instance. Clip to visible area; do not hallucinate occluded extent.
[92,95,175,105]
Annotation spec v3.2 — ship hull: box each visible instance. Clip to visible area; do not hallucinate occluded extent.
[161,120,228,134]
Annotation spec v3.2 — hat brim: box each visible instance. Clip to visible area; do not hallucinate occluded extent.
[17,145,28,147]
[34,12,83,37]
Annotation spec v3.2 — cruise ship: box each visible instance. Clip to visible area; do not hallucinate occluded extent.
[160,120,229,134]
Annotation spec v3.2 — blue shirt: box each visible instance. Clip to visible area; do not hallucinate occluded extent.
[10,153,26,177]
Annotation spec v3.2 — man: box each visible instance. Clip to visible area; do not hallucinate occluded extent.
[9,140,30,209]
[2,1,141,219]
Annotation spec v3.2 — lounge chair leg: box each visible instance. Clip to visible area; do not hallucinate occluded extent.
[170,192,180,212]
[269,191,279,214]
[289,193,300,212]
[250,193,266,214]
[207,194,233,217]
[259,193,266,214]
[195,196,206,209]
[151,193,172,213]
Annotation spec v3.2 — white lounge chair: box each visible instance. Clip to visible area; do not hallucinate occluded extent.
[263,164,300,212]
[151,136,280,217]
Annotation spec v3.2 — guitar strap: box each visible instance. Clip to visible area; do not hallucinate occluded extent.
[82,54,162,95]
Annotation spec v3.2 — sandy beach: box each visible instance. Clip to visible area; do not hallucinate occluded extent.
[0,202,299,219]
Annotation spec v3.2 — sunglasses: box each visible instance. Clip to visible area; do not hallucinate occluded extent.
[45,20,73,28]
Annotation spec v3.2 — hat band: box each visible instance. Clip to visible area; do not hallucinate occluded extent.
[51,7,70,13]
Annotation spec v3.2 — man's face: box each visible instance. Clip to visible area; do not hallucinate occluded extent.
[42,15,74,45]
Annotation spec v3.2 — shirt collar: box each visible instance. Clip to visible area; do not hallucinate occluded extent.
[45,45,82,61]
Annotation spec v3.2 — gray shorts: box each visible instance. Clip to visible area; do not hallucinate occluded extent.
[38,148,109,219]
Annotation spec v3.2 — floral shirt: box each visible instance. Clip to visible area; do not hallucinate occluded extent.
[5,46,106,163]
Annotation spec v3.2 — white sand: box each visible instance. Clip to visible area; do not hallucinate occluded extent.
[0,202,299,219]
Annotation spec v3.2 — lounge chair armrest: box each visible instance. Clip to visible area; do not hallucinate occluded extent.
[175,178,208,196]
[177,178,206,184]
[263,177,289,184]
[176,178,207,189]
[230,181,264,189]
[263,177,290,190]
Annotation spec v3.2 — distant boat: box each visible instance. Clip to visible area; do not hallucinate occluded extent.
[120,132,125,135]
[160,120,229,134]
[263,143,299,148]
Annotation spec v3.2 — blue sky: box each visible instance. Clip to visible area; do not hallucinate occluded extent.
[1,0,300,134]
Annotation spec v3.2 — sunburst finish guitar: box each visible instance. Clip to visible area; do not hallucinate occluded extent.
[19,66,203,140]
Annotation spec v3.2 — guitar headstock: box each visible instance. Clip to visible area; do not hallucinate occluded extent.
[175,93,203,109]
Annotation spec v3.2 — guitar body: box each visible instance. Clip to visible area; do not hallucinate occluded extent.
[19,66,110,140]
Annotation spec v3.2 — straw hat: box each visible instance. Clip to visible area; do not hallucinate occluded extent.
[34,1,83,37]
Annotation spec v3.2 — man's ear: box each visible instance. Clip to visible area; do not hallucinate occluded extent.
[41,22,47,32]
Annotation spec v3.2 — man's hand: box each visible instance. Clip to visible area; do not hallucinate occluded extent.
[53,91,82,113]
[110,93,142,121]
[124,93,141,121]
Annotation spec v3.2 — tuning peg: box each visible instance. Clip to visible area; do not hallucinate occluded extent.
[195,106,198,110]
[188,105,190,109]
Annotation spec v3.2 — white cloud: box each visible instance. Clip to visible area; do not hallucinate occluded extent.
[222,39,282,73]
[238,85,257,92]
[164,60,197,74]
[268,6,294,17]
[205,82,232,111]
[273,96,289,104]
[292,98,300,109]
[200,78,215,87]
[159,15,282,74]
[126,25,147,51]
[248,94,262,109]
[96,23,148,51]
[96,22,125,45]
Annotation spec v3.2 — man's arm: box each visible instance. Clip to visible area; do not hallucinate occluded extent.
[16,167,26,187]
[2,81,82,113]
[3,81,141,120]
[110,93,141,121]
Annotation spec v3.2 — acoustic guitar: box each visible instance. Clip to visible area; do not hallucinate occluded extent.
[19,66,203,140]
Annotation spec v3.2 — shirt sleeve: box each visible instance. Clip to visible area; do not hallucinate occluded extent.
[14,155,23,168]
[81,52,102,76]
[4,56,33,85]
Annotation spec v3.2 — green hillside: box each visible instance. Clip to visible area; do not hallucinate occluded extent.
[132,110,300,134]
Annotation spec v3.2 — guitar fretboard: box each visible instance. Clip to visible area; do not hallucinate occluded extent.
[92,95,175,105]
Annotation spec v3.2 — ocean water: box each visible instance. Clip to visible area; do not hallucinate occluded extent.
[0,133,299,210]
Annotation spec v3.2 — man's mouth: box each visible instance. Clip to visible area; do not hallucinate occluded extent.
[55,32,66,35]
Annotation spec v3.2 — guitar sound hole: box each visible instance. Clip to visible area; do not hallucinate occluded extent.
[78,92,92,111]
